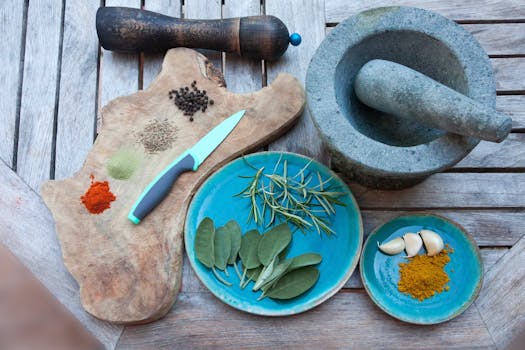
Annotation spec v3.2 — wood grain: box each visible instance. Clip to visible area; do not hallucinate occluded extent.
[476,235,525,348]
[498,96,525,130]
[117,291,494,349]
[454,133,525,169]
[184,0,223,71]
[463,23,525,56]
[223,0,263,93]
[99,0,140,111]
[347,173,525,209]
[16,0,63,191]
[325,0,525,22]
[54,0,99,180]
[0,160,122,349]
[41,48,305,324]
[0,0,25,167]
[143,0,182,88]
[493,58,525,92]
[266,0,328,163]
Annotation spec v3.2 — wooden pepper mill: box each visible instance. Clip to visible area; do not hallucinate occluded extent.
[96,7,302,61]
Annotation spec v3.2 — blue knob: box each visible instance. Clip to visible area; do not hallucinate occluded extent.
[289,33,302,46]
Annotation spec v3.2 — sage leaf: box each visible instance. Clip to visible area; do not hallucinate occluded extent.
[266,266,320,300]
[287,253,322,272]
[194,217,215,269]
[257,223,292,266]
[225,220,242,265]
[214,225,231,271]
[258,258,293,292]
[253,255,278,291]
[239,229,261,269]
[241,266,263,289]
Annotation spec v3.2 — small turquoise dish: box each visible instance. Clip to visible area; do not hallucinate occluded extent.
[185,152,363,316]
[360,213,483,324]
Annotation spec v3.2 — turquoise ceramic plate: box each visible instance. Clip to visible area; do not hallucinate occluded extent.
[185,152,363,316]
[360,214,483,324]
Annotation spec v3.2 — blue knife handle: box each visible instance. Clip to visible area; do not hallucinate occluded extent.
[128,152,196,224]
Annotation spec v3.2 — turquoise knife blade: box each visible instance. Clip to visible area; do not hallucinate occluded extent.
[128,110,245,224]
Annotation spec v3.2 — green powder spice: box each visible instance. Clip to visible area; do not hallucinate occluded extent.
[107,148,141,180]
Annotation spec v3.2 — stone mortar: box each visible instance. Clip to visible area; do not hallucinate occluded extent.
[306,6,496,189]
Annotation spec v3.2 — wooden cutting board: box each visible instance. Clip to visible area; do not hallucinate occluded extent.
[40,48,304,324]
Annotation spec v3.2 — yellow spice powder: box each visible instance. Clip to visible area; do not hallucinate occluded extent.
[397,246,453,301]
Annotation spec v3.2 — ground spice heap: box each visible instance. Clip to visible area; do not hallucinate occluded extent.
[397,246,453,301]
[137,119,177,154]
[168,80,214,121]
[80,175,116,214]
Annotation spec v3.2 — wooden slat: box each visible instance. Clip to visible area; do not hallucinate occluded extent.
[498,95,525,129]
[184,0,223,71]
[16,0,63,191]
[325,0,525,23]
[464,23,525,56]
[476,235,525,348]
[454,133,525,169]
[99,0,140,111]
[266,0,327,162]
[361,210,524,246]
[54,0,99,180]
[493,58,525,92]
[223,0,262,93]
[143,0,182,88]
[348,173,525,209]
[0,160,122,349]
[0,0,25,167]
[118,291,494,348]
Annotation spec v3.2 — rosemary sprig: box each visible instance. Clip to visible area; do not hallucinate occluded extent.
[235,156,346,235]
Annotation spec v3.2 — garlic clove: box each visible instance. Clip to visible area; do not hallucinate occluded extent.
[420,229,444,256]
[403,232,423,257]
[377,237,405,255]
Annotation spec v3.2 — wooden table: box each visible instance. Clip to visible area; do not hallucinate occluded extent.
[1,0,524,349]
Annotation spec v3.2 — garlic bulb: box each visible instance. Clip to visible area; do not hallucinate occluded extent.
[403,232,423,257]
[377,237,405,255]
[420,229,444,256]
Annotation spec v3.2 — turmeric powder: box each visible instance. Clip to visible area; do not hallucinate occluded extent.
[397,246,452,301]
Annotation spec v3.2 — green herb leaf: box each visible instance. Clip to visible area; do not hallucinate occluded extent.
[257,223,292,266]
[257,258,293,292]
[194,217,215,269]
[287,253,322,271]
[225,220,242,265]
[239,229,261,269]
[214,225,231,271]
[253,255,278,291]
[265,267,320,300]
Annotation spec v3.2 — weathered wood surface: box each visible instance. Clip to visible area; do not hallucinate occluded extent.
[325,0,525,22]
[223,0,263,93]
[0,160,123,349]
[16,0,63,191]
[118,291,494,349]
[463,23,525,56]
[41,48,305,324]
[493,58,525,92]
[0,0,25,167]
[266,0,327,163]
[143,0,182,88]
[476,235,525,349]
[99,0,140,110]
[54,0,100,180]
[499,96,525,130]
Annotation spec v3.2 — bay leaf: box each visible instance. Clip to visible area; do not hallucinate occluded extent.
[239,229,261,269]
[266,266,320,300]
[257,223,292,266]
[194,217,215,269]
[225,220,242,265]
[214,225,231,271]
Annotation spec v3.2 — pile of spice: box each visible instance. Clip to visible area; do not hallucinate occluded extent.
[106,148,141,180]
[168,80,214,121]
[80,175,116,214]
[397,246,453,301]
[137,119,177,154]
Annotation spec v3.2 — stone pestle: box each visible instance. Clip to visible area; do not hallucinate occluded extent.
[354,59,512,143]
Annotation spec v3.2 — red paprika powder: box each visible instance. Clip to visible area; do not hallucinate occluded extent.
[81,175,116,214]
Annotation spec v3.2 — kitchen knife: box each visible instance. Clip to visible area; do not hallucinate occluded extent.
[128,110,246,224]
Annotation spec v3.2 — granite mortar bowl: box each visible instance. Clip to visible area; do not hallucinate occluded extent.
[306,6,496,189]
